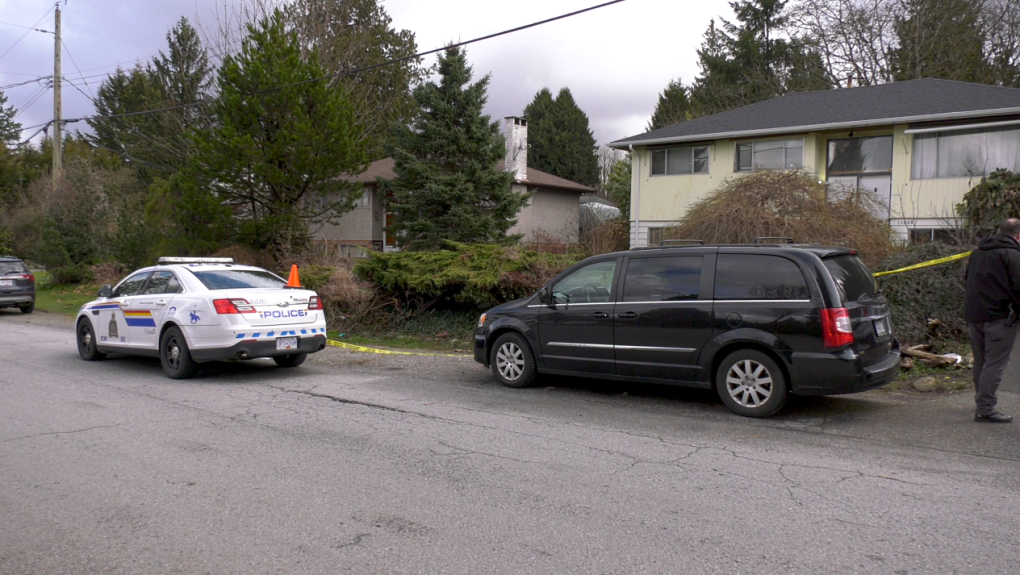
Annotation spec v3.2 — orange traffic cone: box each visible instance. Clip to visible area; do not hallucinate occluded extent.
[286,264,301,287]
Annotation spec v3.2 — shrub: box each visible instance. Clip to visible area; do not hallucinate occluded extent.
[48,263,96,285]
[667,170,895,266]
[354,241,578,309]
[958,169,1020,237]
[875,242,969,349]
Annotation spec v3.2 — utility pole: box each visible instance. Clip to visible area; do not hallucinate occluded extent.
[52,3,62,189]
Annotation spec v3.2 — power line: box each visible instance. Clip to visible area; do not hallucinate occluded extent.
[0,19,52,34]
[0,75,51,91]
[63,0,627,125]
[61,39,94,99]
[0,6,55,63]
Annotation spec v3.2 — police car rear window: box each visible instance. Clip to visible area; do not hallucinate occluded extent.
[823,255,876,303]
[191,270,286,290]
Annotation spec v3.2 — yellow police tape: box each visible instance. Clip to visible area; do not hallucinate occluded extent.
[872,251,972,278]
[327,338,466,357]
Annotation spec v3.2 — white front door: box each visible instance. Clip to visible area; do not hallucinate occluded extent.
[859,174,892,219]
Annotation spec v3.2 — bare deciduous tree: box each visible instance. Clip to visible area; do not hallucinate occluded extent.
[790,0,896,87]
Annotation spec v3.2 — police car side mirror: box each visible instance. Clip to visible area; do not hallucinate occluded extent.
[98,284,113,298]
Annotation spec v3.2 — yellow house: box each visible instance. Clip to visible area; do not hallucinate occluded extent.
[608,79,1020,247]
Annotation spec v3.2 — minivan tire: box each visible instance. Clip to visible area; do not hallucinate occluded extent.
[490,332,537,388]
[160,326,200,379]
[77,318,107,361]
[715,349,787,418]
[19,301,34,314]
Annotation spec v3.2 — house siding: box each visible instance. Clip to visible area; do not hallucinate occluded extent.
[627,123,984,247]
[510,184,580,243]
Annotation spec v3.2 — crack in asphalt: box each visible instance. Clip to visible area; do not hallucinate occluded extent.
[2,424,121,443]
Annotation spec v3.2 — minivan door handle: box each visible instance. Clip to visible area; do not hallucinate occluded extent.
[591,311,609,320]
[617,311,638,320]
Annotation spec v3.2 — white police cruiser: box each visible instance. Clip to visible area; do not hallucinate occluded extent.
[75,257,328,379]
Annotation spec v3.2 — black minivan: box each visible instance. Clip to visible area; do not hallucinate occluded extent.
[473,243,900,417]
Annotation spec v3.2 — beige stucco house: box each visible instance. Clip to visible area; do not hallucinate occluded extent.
[609,79,1020,247]
[311,117,593,254]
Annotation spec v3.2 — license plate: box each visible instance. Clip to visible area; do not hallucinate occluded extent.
[276,337,298,350]
[0,280,11,286]
[874,318,888,337]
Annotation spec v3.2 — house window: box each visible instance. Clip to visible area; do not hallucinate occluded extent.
[912,126,1020,179]
[354,190,370,209]
[735,139,803,171]
[827,136,892,175]
[650,146,710,176]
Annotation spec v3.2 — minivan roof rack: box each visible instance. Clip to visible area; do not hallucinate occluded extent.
[660,239,705,246]
[158,257,235,264]
[752,237,794,244]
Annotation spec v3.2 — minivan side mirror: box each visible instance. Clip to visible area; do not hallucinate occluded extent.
[98,284,113,298]
[538,287,551,306]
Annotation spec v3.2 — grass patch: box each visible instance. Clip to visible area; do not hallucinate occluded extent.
[34,283,102,316]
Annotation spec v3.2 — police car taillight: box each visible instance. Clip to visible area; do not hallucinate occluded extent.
[307,296,323,310]
[213,298,256,314]
[821,308,854,348]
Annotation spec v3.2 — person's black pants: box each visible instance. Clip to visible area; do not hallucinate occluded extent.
[969,318,1018,416]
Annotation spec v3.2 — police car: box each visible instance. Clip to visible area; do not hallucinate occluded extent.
[75,257,328,379]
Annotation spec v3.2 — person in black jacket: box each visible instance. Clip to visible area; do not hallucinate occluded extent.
[964,218,1020,423]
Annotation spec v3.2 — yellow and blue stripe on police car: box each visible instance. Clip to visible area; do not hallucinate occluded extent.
[235,328,326,339]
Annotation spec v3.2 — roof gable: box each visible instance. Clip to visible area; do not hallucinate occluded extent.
[340,158,593,193]
[611,79,1020,147]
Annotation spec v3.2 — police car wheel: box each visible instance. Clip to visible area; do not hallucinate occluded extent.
[273,353,307,368]
[77,318,106,361]
[160,327,199,379]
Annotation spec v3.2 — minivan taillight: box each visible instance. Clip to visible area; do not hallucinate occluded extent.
[821,308,854,348]
[307,296,323,311]
[18,274,34,282]
[213,298,256,314]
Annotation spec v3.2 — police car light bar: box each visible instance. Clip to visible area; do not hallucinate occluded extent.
[158,257,235,264]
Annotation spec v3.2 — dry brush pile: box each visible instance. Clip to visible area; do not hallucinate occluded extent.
[665,170,895,266]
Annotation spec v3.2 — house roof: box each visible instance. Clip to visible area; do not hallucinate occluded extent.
[342,158,594,193]
[609,79,1020,148]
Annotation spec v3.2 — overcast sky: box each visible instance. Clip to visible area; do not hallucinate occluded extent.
[0,0,734,147]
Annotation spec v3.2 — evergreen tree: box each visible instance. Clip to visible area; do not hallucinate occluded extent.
[523,87,599,187]
[0,89,21,146]
[889,0,989,83]
[647,79,692,131]
[87,18,213,178]
[605,157,632,220]
[385,46,526,251]
[691,1,830,117]
[184,9,368,254]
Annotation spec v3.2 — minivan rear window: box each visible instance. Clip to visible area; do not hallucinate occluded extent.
[0,261,28,275]
[823,255,876,303]
[191,270,286,290]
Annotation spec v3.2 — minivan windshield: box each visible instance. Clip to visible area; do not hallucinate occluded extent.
[823,255,876,302]
[191,269,286,290]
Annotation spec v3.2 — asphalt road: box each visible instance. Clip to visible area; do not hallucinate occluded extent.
[2,310,1020,575]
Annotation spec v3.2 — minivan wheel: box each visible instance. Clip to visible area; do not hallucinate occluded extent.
[160,326,199,379]
[19,301,34,314]
[715,349,787,418]
[77,318,107,361]
[490,332,537,388]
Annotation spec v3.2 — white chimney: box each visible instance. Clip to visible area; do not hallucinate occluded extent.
[504,116,527,182]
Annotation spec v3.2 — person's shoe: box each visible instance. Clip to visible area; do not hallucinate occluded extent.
[975,412,1013,423]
